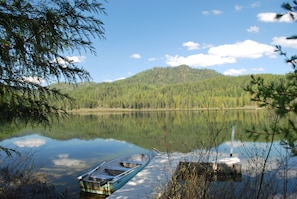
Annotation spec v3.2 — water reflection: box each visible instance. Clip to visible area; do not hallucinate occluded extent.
[13,137,46,147]
[0,110,295,198]
[0,134,148,198]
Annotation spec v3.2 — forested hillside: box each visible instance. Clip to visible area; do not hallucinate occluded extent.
[50,65,284,110]
[120,65,223,85]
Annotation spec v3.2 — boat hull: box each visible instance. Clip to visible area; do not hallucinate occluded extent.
[79,178,114,195]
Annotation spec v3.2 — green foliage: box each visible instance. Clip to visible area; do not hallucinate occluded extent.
[245,1,297,155]
[121,65,223,85]
[0,0,105,125]
[51,66,283,110]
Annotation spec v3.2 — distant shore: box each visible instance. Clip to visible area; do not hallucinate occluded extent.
[68,106,262,114]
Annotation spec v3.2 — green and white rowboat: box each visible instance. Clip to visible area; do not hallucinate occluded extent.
[77,152,152,196]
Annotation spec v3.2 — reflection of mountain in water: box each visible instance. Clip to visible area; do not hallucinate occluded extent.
[0,110,287,152]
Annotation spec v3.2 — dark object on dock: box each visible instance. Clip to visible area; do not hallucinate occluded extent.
[160,160,242,199]
[176,161,242,182]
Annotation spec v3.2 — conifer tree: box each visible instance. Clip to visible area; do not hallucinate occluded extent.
[0,0,105,125]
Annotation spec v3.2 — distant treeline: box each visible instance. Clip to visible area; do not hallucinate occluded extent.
[50,65,285,110]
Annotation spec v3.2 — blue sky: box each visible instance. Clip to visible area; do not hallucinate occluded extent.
[69,0,297,83]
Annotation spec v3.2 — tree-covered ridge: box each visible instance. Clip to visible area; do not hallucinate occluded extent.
[117,65,223,85]
[50,66,285,110]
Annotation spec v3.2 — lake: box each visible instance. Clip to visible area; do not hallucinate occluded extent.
[0,110,295,198]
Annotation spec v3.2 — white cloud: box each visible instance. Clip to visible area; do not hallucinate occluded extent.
[130,53,141,59]
[208,40,276,59]
[258,12,297,23]
[223,68,247,76]
[115,77,126,81]
[165,54,236,67]
[202,10,222,15]
[247,26,259,33]
[212,10,222,15]
[67,56,86,63]
[14,138,46,147]
[272,36,297,49]
[182,41,200,50]
[19,76,45,85]
[53,56,86,67]
[235,5,242,11]
[103,76,128,83]
[201,43,214,49]
[165,40,276,67]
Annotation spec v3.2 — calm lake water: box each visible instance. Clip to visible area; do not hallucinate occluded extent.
[0,110,295,198]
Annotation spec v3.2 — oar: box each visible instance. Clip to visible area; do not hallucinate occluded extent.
[77,161,106,180]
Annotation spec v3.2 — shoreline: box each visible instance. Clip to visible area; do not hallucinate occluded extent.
[68,106,262,114]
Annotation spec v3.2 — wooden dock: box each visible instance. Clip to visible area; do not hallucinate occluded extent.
[107,152,183,199]
[107,152,241,199]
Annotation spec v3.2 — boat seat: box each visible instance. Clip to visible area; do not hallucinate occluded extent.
[120,161,144,168]
[105,166,130,176]
[89,173,114,181]
[107,166,130,171]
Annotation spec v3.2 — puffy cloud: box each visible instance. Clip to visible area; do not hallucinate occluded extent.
[247,26,259,33]
[223,68,247,76]
[19,76,45,85]
[208,40,276,59]
[258,12,297,23]
[53,56,86,67]
[165,40,276,67]
[165,54,236,67]
[182,41,200,50]
[67,56,86,63]
[14,138,46,147]
[130,53,141,59]
[272,36,297,49]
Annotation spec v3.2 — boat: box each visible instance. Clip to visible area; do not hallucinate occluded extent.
[77,152,153,195]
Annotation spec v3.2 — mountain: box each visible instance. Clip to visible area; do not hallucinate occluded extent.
[49,65,285,110]
[116,65,222,85]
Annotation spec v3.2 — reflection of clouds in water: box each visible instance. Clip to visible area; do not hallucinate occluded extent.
[53,153,85,167]
[105,138,127,144]
[14,138,46,147]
